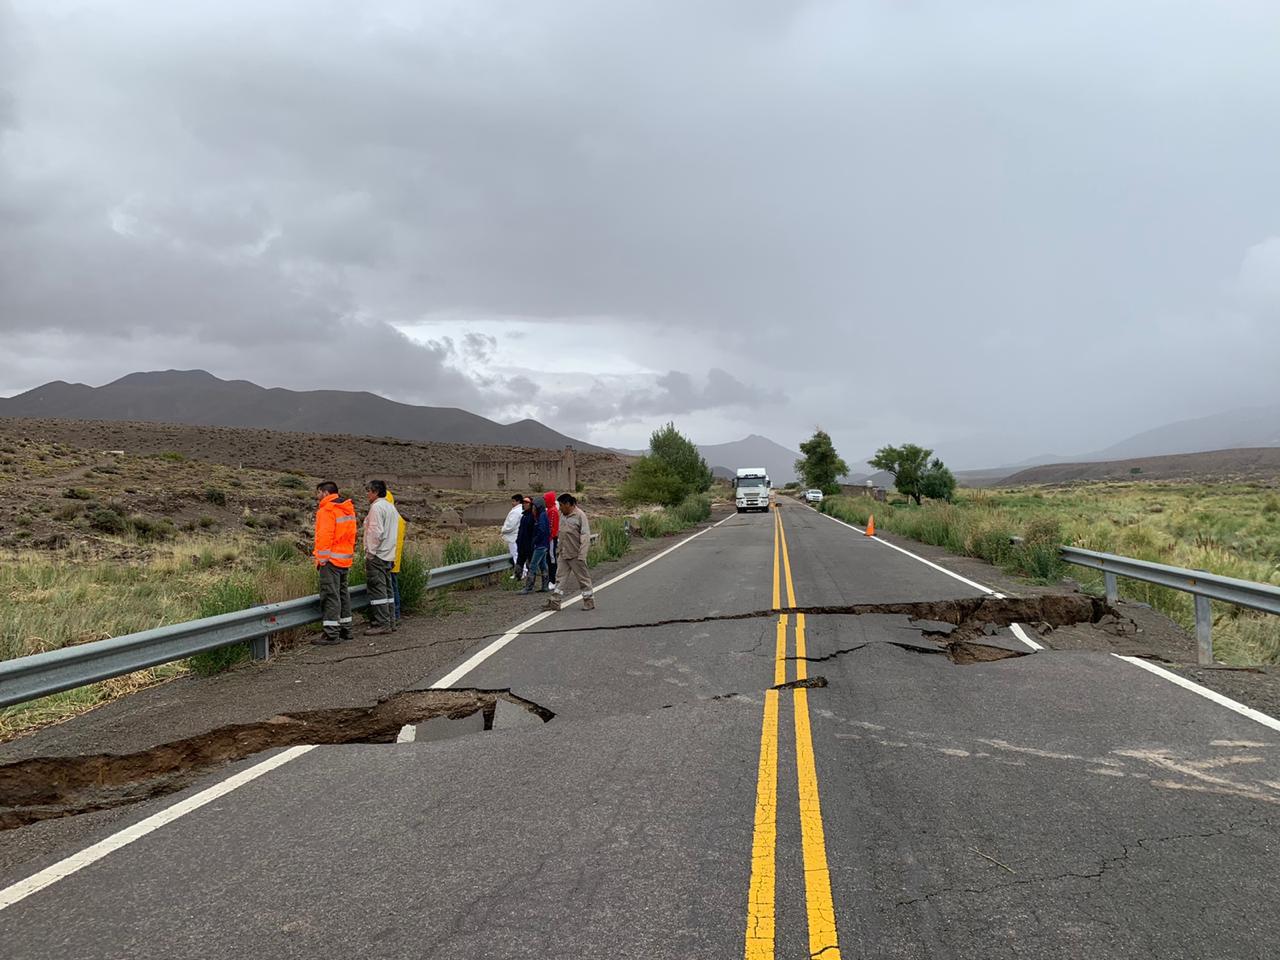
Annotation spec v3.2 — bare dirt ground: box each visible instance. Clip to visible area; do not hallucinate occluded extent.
[0,418,632,557]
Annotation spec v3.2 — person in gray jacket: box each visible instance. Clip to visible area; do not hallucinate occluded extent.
[546,493,594,611]
[363,480,402,635]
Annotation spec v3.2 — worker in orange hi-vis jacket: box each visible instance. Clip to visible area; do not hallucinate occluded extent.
[312,481,357,645]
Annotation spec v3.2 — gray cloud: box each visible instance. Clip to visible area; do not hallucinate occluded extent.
[2,1,1279,461]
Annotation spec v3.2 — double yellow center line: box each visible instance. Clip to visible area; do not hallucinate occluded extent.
[745,507,842,959]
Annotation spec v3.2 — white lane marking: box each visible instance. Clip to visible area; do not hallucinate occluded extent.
[805,504,1003,597]
[1,516,736,910]
[0,745,316,913]
[1113,655,1280,734]
[434,513,733,687]
[1009,623,1044,652]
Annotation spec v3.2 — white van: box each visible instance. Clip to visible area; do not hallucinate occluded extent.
[735,467,771,513]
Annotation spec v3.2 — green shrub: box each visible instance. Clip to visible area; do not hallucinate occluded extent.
[637,512,676,538]
[276,474,306,489]
[621,455,687,507]
[396,548,429,614]
[189,576,264,675]
[160,451,187,462]
[204,487,227,506]
[672,494,711,525]
[1012,516,1066,582]
[198,516,216,529]
[442,535,475,566]
[62,487,94,500]
[587,518,630,565]
[129,515,175,543]
[54,503,84,522]
[89,507,127,534]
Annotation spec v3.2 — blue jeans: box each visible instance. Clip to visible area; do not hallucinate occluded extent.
[524,547,548,590]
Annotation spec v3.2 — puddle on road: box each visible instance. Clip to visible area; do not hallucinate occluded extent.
[0,689,553,830]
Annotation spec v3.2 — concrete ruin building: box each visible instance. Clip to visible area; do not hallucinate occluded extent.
[469,447,577,493]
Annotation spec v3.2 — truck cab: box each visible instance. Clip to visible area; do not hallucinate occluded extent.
[735,467,771,513]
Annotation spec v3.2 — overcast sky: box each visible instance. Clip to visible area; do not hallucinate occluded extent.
[2,1,1278,467]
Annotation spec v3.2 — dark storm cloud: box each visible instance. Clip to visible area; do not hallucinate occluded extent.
[2,1,1279,459]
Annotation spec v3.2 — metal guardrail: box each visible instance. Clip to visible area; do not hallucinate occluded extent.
[1059,545,1280,666]
[0,553,516,710]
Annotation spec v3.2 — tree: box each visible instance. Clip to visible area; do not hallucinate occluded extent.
[620,456,687,506]
[794,429,849,495]
[868,443,933,505]
[648,422,713,494]
[919,458,957,503]
[621,423,712,506]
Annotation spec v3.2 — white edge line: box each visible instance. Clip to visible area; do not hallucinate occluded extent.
[1,514,736,912]
[0,744,316,912]
[1112,655,1280,734]
[1008,623,1044,652]
[432,513,734,688]
[806,503,1002,597]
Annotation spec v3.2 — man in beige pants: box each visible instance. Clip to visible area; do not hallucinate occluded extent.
[547,493,594,611]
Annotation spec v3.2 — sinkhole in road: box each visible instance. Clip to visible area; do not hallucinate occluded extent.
[0,689,553,830]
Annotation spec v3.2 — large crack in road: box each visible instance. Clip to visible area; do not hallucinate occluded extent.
[0,689,552,830]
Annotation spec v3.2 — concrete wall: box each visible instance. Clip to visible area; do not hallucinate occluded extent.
[341,473,472,492]
[470,447,576,493]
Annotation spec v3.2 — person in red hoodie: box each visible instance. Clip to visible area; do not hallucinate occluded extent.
[543,490,562,595]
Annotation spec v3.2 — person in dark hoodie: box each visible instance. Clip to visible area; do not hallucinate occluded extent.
[515,495,535,579]
[543,490,561,595]
[520,500,552,594]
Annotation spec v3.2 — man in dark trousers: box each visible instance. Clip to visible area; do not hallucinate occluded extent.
[515,495,535,580]
[312,481,357,644]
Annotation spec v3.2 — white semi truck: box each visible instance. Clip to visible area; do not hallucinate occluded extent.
[735,467,771,513]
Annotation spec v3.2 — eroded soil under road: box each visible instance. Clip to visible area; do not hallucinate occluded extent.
[0,689,552,830]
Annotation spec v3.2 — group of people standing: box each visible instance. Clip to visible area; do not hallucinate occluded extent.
[312,481,595,646]
[501,491,595,611]
[311,479,404,645]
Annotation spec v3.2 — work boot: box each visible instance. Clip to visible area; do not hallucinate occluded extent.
[365,626,392,636]
[518,587,533,595]
[582,598,596,611]
[544,597,562,611]
[312,635,343,646]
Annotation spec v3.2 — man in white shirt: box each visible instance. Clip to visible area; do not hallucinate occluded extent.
[500,493,523,579]
[363,480,402,635]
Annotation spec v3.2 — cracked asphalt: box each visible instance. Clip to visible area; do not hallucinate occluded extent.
[2,502,1280,958]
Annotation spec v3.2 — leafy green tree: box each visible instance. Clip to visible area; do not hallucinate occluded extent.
[868,443,934,505]
[648,422,713,494]
[794,429,850,495]
[620,455,687,507]
[919,458,957,502]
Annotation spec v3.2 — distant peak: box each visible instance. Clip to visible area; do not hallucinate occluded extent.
[109,369,223,386]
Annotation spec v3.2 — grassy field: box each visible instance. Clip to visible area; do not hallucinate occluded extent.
[822,481,1280,666]
[0,493,716,739]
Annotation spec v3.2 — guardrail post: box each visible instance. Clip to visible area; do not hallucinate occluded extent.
[1194,595,1213,666]
[249,635,270,662]
[1103,572,1118,605]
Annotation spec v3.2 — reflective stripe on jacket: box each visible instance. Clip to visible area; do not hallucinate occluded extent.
[314,493,358,568]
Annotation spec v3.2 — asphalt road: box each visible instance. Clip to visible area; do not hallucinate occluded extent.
[2,501,1279,959]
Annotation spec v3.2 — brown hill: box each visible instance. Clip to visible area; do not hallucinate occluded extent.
[1000,447,1280,486]
[0,370,602,452]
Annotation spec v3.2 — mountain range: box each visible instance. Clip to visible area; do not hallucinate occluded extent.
[0,370,601,452]
[614,434,804,485]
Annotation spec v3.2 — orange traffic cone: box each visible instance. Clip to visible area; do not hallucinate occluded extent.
[865,515,876,537]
